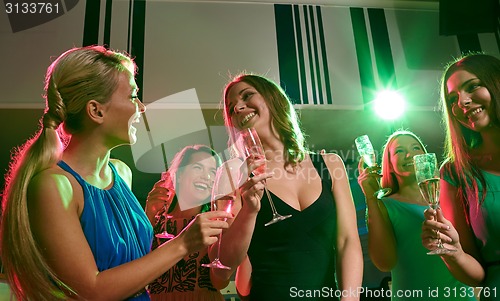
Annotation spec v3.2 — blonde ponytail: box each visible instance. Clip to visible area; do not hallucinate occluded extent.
[1,45,135,300]
[1,124,66,300]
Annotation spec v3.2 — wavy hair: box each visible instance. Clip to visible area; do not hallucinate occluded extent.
[222,74,307,166]
[380,130,427,194]
[440,53,500,205]
[0,45,135,300]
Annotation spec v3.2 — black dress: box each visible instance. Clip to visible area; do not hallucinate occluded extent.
[247,153,339,300]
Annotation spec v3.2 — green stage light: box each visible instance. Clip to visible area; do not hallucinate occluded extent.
[373,90,406,121]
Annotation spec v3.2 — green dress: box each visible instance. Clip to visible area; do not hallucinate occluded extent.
[443,166,500,300]
[383,198,476,301]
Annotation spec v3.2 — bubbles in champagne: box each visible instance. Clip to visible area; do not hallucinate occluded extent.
[363,153,377,167]
[418,178,440,209]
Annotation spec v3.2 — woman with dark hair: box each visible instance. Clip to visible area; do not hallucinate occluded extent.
[210,74,363,300]
[145,145,226,301]
[422,53,500,299]
[359,130,475,300]
[0,46,230,301]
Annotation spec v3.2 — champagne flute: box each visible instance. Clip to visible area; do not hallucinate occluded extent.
[236,128,292,226]
[202,158,241,270]
[355,135,392,199]
[413,153,455,255]
[155,172,175,239]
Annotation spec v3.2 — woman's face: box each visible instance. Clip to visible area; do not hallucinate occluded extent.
[446,69,495,132]
[225,81,271,132]
[387,135,425,178]
[102,71,145,145]
[176,151,217,210]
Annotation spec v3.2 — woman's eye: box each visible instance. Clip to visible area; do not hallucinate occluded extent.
[466,82,481,93]
[242,92,253,100]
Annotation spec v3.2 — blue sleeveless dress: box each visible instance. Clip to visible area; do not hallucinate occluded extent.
[58,161,153,300]
[246,153,338,300]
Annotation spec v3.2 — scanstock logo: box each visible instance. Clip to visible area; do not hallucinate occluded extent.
[131,88,235,174]
[4,0,79,33]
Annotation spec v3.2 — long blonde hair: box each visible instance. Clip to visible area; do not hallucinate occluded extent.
[0,45,135,300]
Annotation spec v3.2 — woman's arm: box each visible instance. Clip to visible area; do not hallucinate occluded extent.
[422,179,485,286]
[27,168,231,301]
[235,256,252,300]
[357,160,397,271]
[324,153,363,301]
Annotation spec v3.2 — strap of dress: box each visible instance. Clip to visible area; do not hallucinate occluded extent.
[57,160,118,187]
[57,161,86,186]
[309,153,332,185]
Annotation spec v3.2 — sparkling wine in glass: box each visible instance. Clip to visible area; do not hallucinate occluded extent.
[155,172,175,239]
[355,135,392,199]
[202,158,241,270]
[236,128,292,226]
[413,153,455,255]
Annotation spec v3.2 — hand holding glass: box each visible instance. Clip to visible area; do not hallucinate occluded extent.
[355,135,391,199]
[237,128,292,226]
[413,153,455,255]
[201,158,241,270]
[155,172,175,239]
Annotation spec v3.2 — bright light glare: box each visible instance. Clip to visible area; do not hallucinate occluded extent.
[373,90,406,120]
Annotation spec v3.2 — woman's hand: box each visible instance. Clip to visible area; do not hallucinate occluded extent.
[238,155,273,213]
[145,178,174,224]
[421,208,462,255]
[357,158,382,200]
[175,211,232,254]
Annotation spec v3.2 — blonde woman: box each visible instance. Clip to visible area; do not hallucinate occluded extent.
[0,46,230,301]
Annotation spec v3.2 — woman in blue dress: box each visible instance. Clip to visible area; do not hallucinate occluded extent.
[422,54,500,300]
[0,46,230,301]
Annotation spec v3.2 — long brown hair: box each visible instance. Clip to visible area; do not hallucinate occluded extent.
[0,46,135,300]
[222,74,306,165]
[440,53,500,206]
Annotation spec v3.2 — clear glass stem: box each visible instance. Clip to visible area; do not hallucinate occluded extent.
[265,186,279,215]
[215,231,223,261]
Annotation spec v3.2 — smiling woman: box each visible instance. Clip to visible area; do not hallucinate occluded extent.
[422,53,500,300]
[145,144,226,301]
[0,46,231,301]
[209,74,363,301]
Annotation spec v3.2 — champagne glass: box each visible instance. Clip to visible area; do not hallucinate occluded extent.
[236,128,292,226]
[202,158,241,270]
[355,135,391,199]
[155,172,175,239]
[413,153,455,255]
